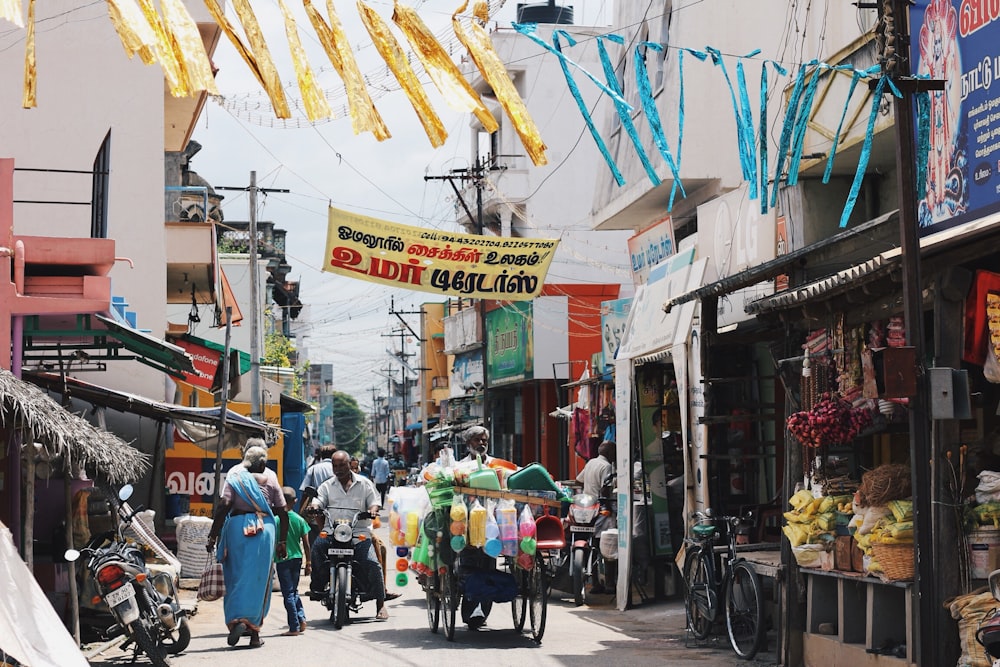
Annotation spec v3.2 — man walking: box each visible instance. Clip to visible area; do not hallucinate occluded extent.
[371,448,391,507]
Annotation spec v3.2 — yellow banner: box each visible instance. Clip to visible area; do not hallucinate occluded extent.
[323,206,558,301]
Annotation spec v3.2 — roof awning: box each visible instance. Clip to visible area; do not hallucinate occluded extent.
[24,371,277,450]
[21,312,195,377]
[217,266,244,327]
[0,368,146,484]
[405,417,439,431]
[664,210,899,311]
[617,255,707,363]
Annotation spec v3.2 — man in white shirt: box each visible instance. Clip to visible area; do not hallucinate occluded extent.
[577,440,616,499]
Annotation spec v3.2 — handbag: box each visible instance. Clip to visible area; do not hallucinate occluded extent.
[197,559,225,601]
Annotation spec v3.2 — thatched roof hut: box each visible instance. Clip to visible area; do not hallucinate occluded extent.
[0,368,146,483]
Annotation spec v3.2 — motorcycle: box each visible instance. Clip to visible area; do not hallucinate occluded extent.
[566,488,616,606]
[66,484,190,667]
[978,568,1000,665]
[309,502,378,629]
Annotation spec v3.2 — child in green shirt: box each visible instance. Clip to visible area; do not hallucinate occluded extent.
[275,487,311,635]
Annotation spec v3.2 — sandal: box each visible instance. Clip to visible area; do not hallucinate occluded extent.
[280,631,300,637]
[376,607,389,621]
[227,622,247,647]
[299,620,307,632]
[249,640,265,648]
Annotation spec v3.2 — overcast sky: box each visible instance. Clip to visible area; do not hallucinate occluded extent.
[188,0,613,409]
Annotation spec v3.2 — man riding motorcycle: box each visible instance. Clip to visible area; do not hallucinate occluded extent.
[307,451,388,621]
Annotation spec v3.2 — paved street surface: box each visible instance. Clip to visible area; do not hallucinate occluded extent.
[85,517,779,667]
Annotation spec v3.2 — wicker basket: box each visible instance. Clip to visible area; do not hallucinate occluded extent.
[872,542,914,581]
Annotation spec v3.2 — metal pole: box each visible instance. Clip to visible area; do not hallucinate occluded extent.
[249,171,261,421]
[212,308,232,515]
[477,159,490,433]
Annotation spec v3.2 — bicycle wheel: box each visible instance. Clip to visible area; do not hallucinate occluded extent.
[425,575,441,633]
[508,561,527,632]
[442,570,458,641]
[725,561,764,659]
[683,547,714,640]
[528,554,548,643]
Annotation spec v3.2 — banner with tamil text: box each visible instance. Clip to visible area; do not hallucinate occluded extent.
[323,206,558,301]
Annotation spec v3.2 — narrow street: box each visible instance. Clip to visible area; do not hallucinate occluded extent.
[84,517,780,667]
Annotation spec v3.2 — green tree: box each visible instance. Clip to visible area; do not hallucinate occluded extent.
[263,332,304,398]
[330,391,367,457]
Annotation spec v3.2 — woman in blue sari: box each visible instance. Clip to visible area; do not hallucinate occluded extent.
[206,445,289,648]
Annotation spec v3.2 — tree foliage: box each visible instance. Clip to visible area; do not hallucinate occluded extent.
[330,391,367,457]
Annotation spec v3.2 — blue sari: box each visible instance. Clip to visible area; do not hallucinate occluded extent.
[216,470,275,632]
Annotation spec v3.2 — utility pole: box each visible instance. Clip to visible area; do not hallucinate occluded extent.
[424,159,497,432]
[217,172,289,421]
[876,2,945,663]
[389,298,431,463]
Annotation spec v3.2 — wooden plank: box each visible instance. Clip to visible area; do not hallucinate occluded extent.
[452,485,563,510]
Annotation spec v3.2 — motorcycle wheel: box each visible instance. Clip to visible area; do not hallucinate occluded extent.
[162,616,191,654]
[572,549,587,607]
[332,567,349,630]
[130,620,168,667]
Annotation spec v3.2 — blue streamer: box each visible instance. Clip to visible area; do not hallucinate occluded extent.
[635,41,685,205]
[786,66,823,186]
[736,59,758,199]
[550,30,624,185]
[822,70,862,184]
[758,59,787,213]
[706,47,757,193]
[839,75,900,227]
[597,35,660,186]
[915,90,931,202]
[770,64,808,209]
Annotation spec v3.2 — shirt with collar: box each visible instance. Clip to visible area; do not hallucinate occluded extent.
[315,471,379,534]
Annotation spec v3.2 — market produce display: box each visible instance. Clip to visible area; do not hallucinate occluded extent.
[786,393,873,448]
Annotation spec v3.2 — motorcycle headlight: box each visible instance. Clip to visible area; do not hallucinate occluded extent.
[333,523,353,543]
[570,506,599,523]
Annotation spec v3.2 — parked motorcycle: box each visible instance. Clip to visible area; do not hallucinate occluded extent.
[978,568,1000,665]
[310,503,378,629]
[66,484,189,667]
[566,489,615,606]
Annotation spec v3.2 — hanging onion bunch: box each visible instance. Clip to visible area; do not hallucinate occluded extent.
[787,393,873,448]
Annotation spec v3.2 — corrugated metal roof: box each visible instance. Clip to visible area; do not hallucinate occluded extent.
[747,254,896,314]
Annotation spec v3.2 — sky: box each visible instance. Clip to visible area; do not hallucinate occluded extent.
[189,0,614,410]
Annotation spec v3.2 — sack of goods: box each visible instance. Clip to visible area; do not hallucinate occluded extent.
[599,529,619,561]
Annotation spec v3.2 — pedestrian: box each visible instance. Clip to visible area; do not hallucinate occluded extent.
[457,425,496,629]
[298,443,336,510]
[206,445,289,649]
[371,447,391,506]
[576,440,617,594]
[275,487,311,636]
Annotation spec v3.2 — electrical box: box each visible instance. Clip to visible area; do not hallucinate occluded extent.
[929,367,971,420]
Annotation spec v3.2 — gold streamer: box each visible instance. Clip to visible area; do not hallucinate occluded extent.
[302,0,388,139]
[277,0,330,122]
[106,0,159,65]
[357,1,446,147]
[161,0,219,95]
[392,1,497,133]
[453,1,547,165]
[230,0,290,118]
[136,0,187,96]
[1,0,23,27]
[202,0,264,92]
[21,0,33,108]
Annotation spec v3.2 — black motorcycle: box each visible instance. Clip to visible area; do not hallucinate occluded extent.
[309,503,378,629]
[66,485,190,666]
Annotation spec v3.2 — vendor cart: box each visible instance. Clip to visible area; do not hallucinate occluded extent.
[420,486,566,644]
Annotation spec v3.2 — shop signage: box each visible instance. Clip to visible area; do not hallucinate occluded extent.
[323,206,558,300]
[450,351,484,397]
[172,337,221,390]
[486,302,533,386]
[910,0,1000,233]
[697,184,776,327]
[627,216,676,285]
[600,297,632,371]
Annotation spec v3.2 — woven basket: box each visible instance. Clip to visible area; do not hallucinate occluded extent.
[872,542,914,581]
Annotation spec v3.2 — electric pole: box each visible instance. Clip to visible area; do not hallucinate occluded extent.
[217,172,289,421]
[389,298,432,463]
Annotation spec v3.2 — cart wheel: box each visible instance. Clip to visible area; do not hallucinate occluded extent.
[529,553,549,643]
[442,570,458,641]
[425,574,441,633]
[508,561,527,632]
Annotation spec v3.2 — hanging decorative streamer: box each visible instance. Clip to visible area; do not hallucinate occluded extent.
[596,34,659,186]
[393,1,496,132]
[706,47,760,199]
[839,75,901,227]
[136,0,186,96]
[160,0,219,96]
[758,59,788,212]
[915,88,931,202]
[276,0,330,122]
[203,0,269,105]
[20,0,33,108]
[453,1,547,166]
[552,29,623,185]
[635,42,686,206]
[357,1,445,147]
[822,67,869,184]
[1,0,22,26]
[785,66,825,187]
[769,64,808,210]
[106,0,159,65]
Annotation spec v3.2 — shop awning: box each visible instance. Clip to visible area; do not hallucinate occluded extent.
[23,371,277,449]
[617,255,707,363]
[405,417,439,431]
[0,368,146,484]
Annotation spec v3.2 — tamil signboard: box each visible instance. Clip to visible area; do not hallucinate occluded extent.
[486,301,533,387]
[627,216,676,286]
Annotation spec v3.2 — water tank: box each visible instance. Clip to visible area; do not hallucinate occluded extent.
[516,1,575,24]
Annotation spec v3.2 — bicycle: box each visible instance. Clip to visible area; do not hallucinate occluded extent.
[682,510,765,660]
